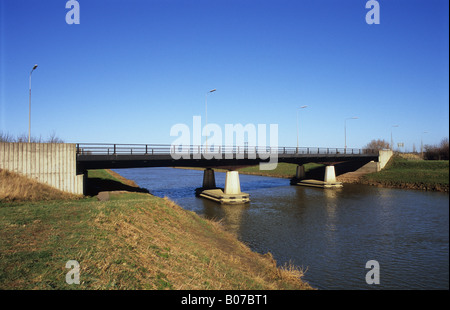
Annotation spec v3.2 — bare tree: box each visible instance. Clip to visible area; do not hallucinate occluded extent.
[364,139,390,151]
[0,132,63,143]
[424,138,449,160]
[0,132,15,142]
[47,131,64,143]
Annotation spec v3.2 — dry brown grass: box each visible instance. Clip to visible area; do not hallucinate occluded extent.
[0,169,313,290]
[0,169,81,202]
[81,196,312,290]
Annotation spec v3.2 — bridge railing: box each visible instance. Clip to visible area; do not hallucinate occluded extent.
[76,143,378,156]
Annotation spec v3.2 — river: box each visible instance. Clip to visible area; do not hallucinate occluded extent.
[113,167,449,290]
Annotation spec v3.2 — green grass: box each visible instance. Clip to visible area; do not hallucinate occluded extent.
[363,156,449,191]
[0,170,312,290]
[0,196,311,290]
[88,169,123,183]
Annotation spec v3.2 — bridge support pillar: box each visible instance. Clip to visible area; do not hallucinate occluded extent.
[197,170,250,204]
[294,165,343,189]
[202,168,216,189]
[323,165,343,188]
[296,165,306,180]
[224,171,241,195]
[324,165,337,183]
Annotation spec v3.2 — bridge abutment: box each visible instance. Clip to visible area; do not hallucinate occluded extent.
[0,142,84,195]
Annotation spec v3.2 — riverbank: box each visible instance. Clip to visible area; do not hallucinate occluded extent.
[0,169,312,290]
[361,156,449,192]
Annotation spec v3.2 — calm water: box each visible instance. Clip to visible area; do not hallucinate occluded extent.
[114,167,449,290]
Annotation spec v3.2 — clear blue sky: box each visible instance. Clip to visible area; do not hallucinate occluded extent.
[1,0,448,150]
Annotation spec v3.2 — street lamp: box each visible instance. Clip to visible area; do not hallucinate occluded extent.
[205,89,216,153]
[296,105,308,152]
[390,125,399,151]
[344,117,358,152]
[29,64,38,143]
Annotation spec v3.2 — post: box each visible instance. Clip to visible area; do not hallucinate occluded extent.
[28,80,31,143]
[205,89,216,153]
[28,64,38,143]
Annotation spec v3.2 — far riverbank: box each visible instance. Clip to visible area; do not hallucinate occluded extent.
[361,156,449,192]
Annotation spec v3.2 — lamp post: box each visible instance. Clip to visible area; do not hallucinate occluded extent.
[205,89,216,153]
[390,125,399,151]
[29,64,38,143]
[296,105,308,152]
[344,116,358,152]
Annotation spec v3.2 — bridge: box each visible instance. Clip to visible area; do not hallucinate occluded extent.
[75,143,378,169]
[75,143,387,204]
[0,142,392,204]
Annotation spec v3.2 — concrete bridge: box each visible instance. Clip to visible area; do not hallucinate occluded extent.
[74,143,389,203]
[0,142,392,203]
[75,143,379,169]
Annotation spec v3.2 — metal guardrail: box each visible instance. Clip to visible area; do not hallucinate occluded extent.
[76,143,377,156]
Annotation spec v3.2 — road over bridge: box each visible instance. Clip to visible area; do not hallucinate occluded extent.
[75,143,379,170]
[76,143,390,204]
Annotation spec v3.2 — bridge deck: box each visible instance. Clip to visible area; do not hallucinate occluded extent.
[76,144,379,171]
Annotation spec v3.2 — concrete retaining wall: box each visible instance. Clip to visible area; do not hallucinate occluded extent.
[0,142,83,195]
[377,149,394,171]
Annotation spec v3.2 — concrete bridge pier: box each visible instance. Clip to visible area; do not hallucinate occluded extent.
[224,171,241,195]
[202,168,216,189]
[197,169,250,204]
[294,164,343,189]
[323,165,343,188]
[296,165,306,180]
[324,165,337,183]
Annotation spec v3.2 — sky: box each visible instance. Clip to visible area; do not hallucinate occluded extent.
[0,0,448,151]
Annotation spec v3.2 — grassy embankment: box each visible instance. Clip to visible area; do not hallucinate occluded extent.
[0,169,312,290]
[361,156,449,192]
